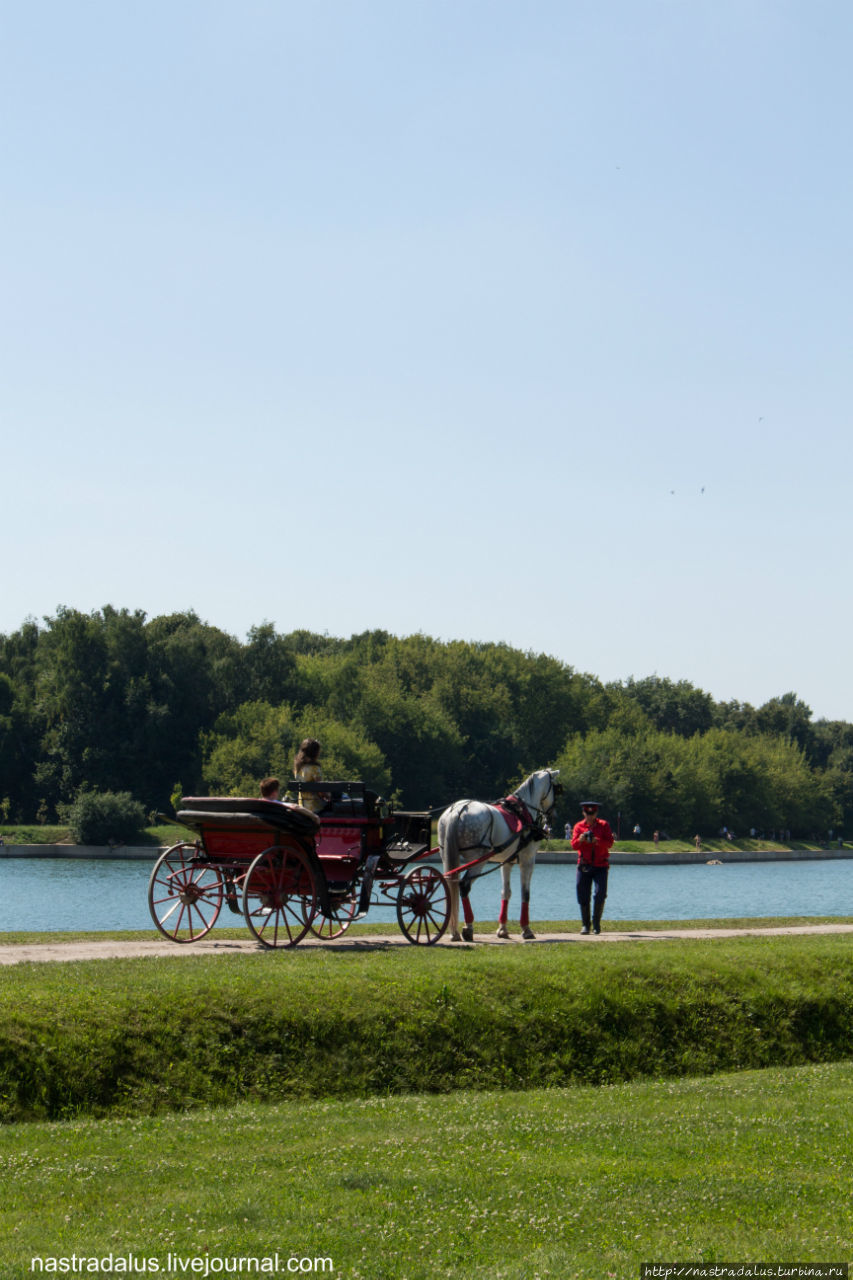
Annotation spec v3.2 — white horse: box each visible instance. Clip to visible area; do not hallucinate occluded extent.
[438,769,561,942]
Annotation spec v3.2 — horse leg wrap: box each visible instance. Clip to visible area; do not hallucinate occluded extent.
[498,900,509,925]
[520,902,530,929]
[462,895,475,925]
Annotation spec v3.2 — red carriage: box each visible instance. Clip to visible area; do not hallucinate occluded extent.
[147,781,450,948]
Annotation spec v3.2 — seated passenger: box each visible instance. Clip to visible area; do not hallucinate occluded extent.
[293,737,327,813]
[259,776,282,802]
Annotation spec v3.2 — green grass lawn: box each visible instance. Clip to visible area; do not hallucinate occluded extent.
[2,932,853,1277]
[0,824,73,844]
[1,1061,851,1279]
[3,932,853,1122]
[0,824,187,846]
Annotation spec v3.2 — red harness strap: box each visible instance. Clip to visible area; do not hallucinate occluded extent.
[494,796,533,835]
[446,796,538,881]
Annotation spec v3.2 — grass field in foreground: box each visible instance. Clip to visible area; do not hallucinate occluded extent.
[3,932,853,1122]
[1,1061,852,1279]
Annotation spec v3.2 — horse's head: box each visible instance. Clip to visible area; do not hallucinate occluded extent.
[518,768,562,817]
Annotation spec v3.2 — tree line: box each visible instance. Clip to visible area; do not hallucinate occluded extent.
[1,606,850,838]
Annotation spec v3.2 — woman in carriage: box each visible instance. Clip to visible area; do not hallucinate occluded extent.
[293,738,327,813]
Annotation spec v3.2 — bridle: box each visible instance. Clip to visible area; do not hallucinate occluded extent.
[516,769,563,833]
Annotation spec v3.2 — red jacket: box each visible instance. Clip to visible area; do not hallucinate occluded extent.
[572,817,614,868]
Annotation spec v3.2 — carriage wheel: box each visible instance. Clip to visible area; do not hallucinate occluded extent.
[148,843,223,942]
[242,845,318,948]
[307,889,358,940]
[396,865,450,945]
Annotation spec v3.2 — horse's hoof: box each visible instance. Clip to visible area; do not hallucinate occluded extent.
[461,925,474,943]
[449,931,462,942]
[496,926,510,940]
[522,927,536,940]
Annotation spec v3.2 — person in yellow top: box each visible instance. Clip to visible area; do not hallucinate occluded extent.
[293,738,326,812]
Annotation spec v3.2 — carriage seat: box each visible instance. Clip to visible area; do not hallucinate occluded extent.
[177,796,321,838]
[283,779,383,820]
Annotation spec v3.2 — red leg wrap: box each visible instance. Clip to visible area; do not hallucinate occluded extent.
[520,903,529,929]
[499,900,509,925]
[462,896,475,925]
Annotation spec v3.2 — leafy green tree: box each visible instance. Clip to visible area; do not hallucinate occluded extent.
[1,607,850,834]
[810,719,853,770]
[619,675,715,737]
[712,699,759,734]
[0,621,45,819]
[289,634,467,803]
[555,724,832,838]
[201,702,391,800]
[755,692,816,758]
[143,611,244,802]
[355,636,591,803]
[60,788,147,845]
[238,622,299,705]
[27,607,245,818]
[555,726,701,836]
[281,629,348,656]
[0,674,17,816]
[34,606,112,812]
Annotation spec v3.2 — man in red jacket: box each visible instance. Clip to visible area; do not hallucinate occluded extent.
[571,800,614,935]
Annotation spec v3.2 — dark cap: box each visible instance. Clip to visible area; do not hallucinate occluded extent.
[580,800,601,809]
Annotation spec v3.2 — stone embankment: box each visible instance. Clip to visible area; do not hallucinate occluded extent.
[586,848,853,865]
[1,844,852,865]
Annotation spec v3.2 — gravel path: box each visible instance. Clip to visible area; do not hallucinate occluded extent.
[2,923,853,965]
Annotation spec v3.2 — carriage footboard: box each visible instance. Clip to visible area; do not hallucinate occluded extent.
[383,810,436,862]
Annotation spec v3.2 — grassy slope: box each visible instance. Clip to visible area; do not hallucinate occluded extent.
[3,933,853,1121]
[1,1062,852,1279]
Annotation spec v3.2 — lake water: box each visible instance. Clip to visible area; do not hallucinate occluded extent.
[1,857,851,933]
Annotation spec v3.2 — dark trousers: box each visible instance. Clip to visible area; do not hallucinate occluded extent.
[576,866,608,917]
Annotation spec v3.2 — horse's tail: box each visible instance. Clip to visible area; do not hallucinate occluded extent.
[438,803,465,873]
[438,804,465,938]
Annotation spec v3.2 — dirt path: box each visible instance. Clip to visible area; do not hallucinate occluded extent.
[2,923,853,965]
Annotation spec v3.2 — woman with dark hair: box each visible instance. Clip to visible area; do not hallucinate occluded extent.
[293,738,325,812]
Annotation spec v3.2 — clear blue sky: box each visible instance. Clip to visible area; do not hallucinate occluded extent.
[4,1,852,720]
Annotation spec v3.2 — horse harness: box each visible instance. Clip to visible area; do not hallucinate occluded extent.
[454,788,552,864]
[498,769,562,853]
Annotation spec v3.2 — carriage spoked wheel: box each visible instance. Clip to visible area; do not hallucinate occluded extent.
[242,845,318,948]
[395,865,450,945]
[148,842,224,942]
[306,889,358,940]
